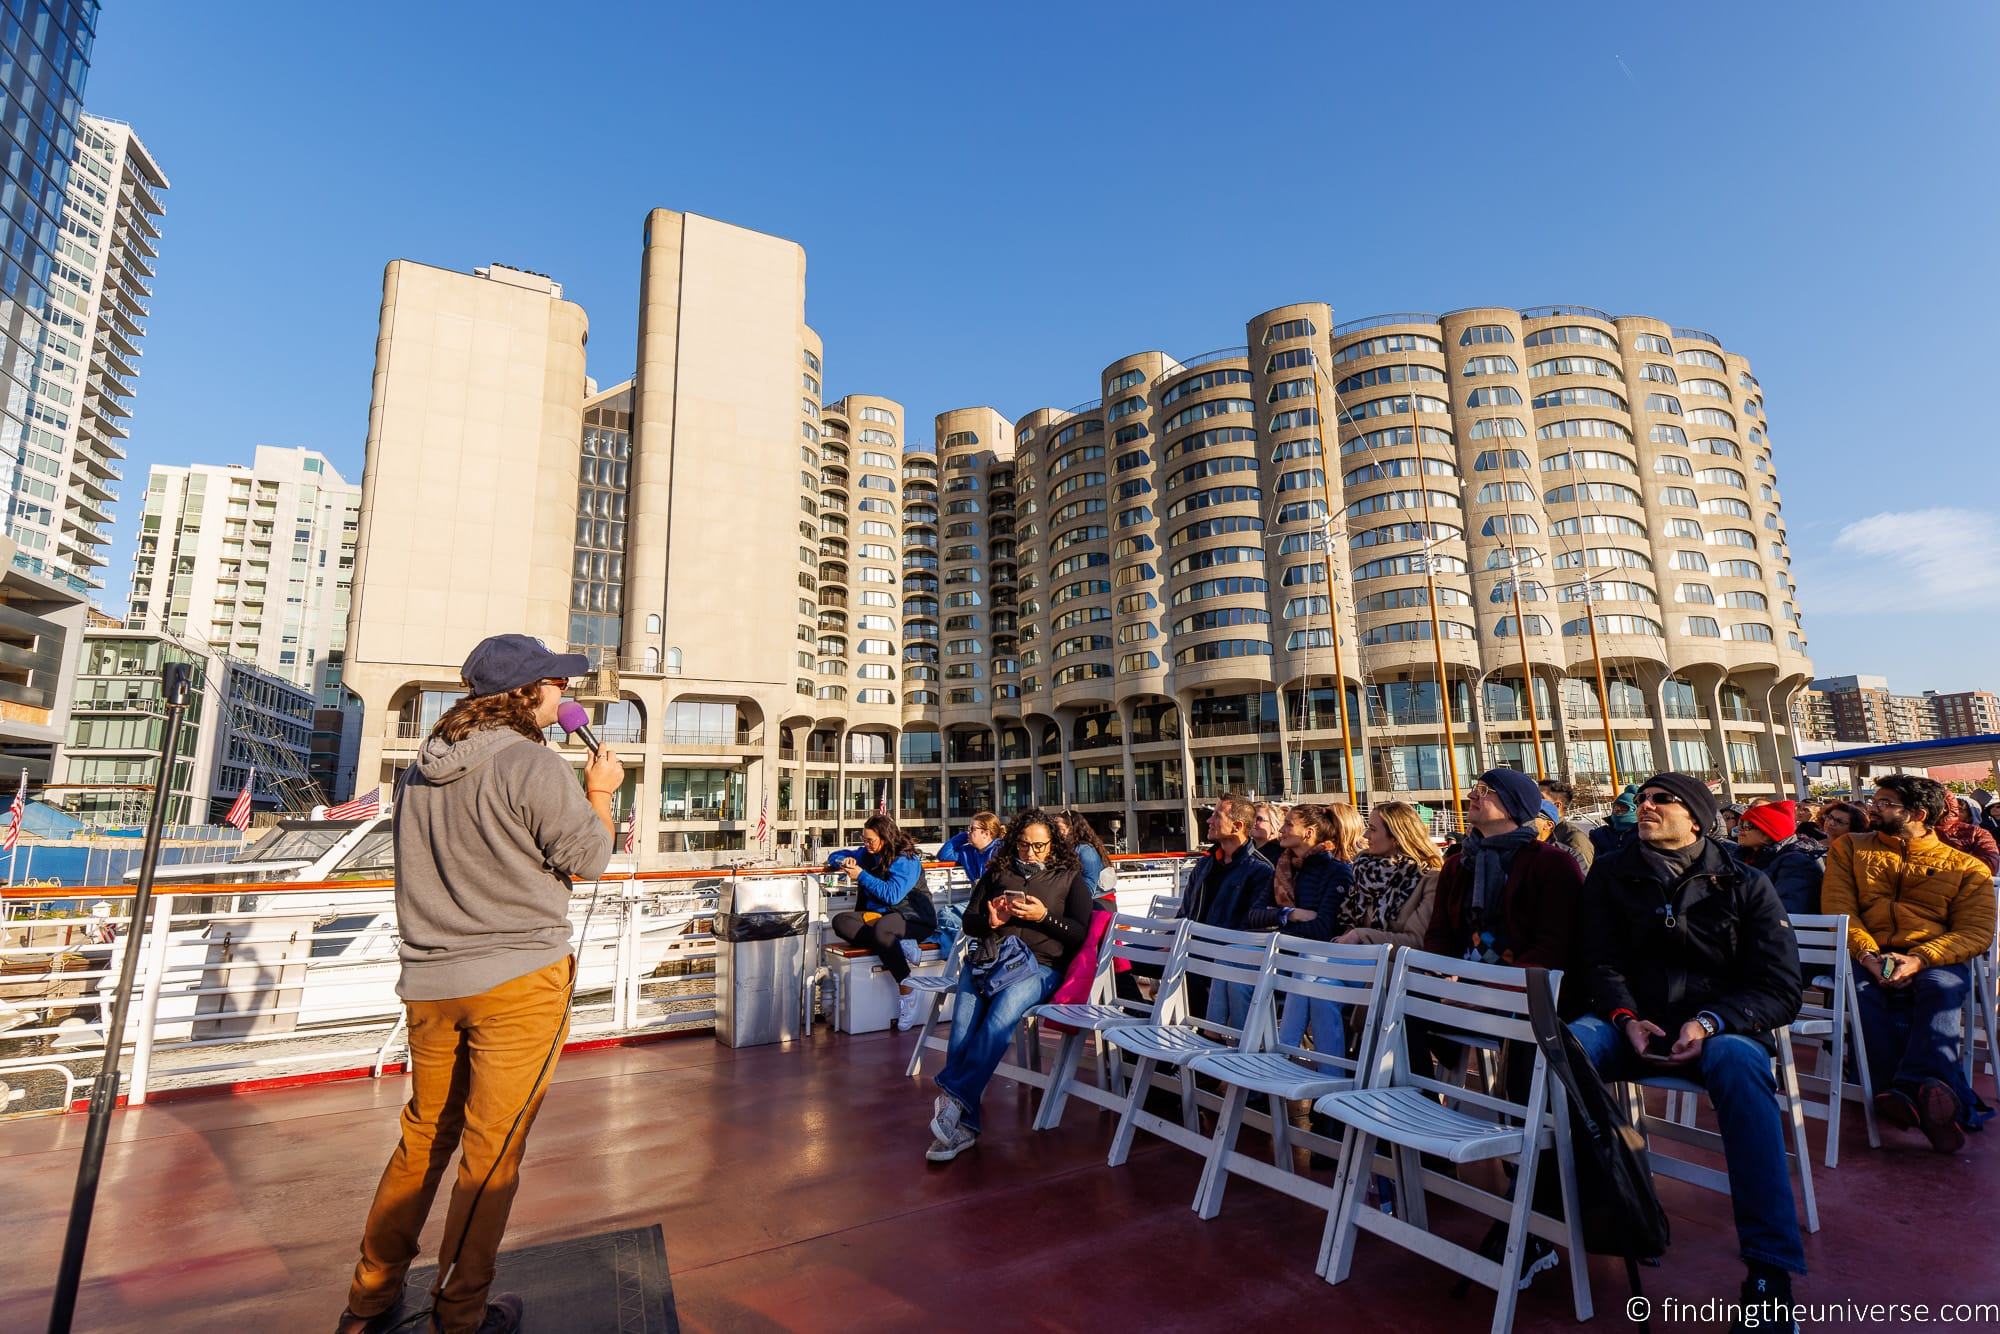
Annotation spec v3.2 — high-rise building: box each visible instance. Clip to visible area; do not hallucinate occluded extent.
[0,2,100,595]
[6,114,166,595]
[1790,688,1836,746]
[349,212,1817,864]
[1812,674,1939,745]
[124,446,360,688]
[0,533,90,785]
[1925,689,2000,739]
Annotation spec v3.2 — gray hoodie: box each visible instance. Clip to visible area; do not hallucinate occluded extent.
[393,727,612,1000]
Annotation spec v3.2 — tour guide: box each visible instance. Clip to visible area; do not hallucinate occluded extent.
[336,634,624,1334]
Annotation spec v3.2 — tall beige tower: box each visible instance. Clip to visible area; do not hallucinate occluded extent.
[345,261,589,786]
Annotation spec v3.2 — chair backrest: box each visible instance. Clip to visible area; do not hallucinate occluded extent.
[1144,895,1183,920]
[1264,937,1394,1078]
[1368,948,1562,1124]
[1158,921,1280,1041]
[1788,912,1848,973]
[1085,913,1187,1020]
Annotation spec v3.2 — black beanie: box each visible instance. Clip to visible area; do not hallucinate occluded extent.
[1639,772,1720,836]
[1477,767,1545,827]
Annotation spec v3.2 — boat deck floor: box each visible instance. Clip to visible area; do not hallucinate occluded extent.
[2,1027,1997,1331]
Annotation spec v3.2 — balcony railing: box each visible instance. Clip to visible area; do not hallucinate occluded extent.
[662,729,759,747]
[1187,720,1279,739]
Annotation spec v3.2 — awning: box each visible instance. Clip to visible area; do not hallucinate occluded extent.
[1797,732,2000,773]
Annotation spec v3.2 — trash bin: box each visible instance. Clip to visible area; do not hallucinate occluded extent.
[713,876,809,1048]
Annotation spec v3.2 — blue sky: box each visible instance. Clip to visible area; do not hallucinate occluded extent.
[82,2,1998,691]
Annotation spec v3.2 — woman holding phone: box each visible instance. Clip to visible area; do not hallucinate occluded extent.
[926,808,1094,1162]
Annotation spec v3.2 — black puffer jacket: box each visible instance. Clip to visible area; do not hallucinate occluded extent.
[1579,836,1802,1052]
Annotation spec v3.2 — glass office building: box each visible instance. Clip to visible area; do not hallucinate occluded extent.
[0,0,98,581]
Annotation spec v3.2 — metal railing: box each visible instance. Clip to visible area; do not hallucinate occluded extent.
[0,854,1195,1118]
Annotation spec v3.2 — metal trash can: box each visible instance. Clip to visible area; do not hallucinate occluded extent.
[713,876,808,1048]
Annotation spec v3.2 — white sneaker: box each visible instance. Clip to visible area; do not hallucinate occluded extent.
[931,1091,963,1142]
[899,938,923,967]
[926,1123,977,1162]
[896,988,923,1030]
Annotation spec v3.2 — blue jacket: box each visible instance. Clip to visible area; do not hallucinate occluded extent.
[1590,822,1635,861]
[1075,842,1109,895]
[827,847,925,915]
[1728,837,1825,917]
[1181,841,1275,932]
[936,832,997,884]
[1247,849,1353,941]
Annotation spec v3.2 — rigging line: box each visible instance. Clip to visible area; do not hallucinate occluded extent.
[1396,339,1465,830]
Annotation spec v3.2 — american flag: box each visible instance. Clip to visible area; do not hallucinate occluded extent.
[2,769,25,852]
[224,768,254,831]
[876,782,887,817]
[622,815,636,855]
[754,790,768,845]
[324,786,380,821]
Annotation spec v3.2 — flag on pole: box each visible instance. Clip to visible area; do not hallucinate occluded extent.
[3,769,25,851]
[224,767,255,831]
[876,781,887,817]
[622,815,636,855]
[754,790,769,845]
[324,786,381,821]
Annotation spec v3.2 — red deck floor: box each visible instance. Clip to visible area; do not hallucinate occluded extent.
[2,1028,1998,1332]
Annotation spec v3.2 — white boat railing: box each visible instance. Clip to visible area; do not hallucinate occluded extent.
[0,854,1196,1118]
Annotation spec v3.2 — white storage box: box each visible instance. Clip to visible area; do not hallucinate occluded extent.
[825,941,948,1034]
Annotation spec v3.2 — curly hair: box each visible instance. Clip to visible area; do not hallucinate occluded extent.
[997,806,1077,872]
[1057,807,1109,859]
[1875,774,1950,827]
[430,684,545,746]
[861,812,919,862]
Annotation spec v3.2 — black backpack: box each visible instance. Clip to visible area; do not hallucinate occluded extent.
[1524,968,1670,1284]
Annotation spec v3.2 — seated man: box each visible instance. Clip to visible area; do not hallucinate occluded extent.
[1570,771,1805,1330]
[1822,774,1995,1153]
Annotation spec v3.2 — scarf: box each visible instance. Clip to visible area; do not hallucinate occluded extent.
[1271,846,1303,906]
[1637,835,1703,887]
[1461,824,1541,963]
[1341,853,1424,935]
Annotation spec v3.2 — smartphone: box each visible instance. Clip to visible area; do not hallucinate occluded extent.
[1000,888,1030,902]
[1880,955,1900,981]
[1641,1032,1680,1062]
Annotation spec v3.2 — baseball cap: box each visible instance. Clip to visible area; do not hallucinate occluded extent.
[461,634,590,697]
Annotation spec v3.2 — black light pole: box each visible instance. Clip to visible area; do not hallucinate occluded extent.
[48,661,194,1334]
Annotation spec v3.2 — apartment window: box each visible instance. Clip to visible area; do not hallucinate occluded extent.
[1683,616,1722,637]
[1461,355,1518,376]
[1458,324,1516,345]
[1533,386,1627,412]
[1523,325,1617,350]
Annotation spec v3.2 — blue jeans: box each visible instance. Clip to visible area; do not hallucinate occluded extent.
[1855,961,1974,1118]
[1206,979,1253,1031]
[936,961,1058,1134]
[1570,1014,1806,1274]
[1279,992,1349,1055]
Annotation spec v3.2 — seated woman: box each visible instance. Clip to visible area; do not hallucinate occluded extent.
[1333,800,1443,950]
[1056,808,1116,899]
[1246,803,1363,1050]
[936,810,1003,886]
[927,808,1094,1162]
[827,814,935,1030]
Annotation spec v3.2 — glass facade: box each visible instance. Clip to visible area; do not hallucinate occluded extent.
[571,390,631,663]
[0,1,97,587]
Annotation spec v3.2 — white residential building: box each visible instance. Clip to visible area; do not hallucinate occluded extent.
[5,114,168,596]
[126,445,360,690]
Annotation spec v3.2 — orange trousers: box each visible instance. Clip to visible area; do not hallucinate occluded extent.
[345,956,572,1333]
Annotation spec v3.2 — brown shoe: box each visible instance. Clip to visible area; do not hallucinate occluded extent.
[1915,1079,1966,1154]
[469,1294,524,1334]
[333,1303,403,1334]
[1874,1088,1919,1131]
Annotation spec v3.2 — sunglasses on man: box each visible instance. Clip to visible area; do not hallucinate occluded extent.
[1635,790,1687,809]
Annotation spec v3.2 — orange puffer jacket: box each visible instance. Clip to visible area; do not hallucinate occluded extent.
[1821,830,1996,967]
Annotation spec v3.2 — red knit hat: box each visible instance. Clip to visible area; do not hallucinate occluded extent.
[1741,800,1796,843]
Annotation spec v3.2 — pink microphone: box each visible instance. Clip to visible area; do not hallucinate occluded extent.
[556,700,600,753]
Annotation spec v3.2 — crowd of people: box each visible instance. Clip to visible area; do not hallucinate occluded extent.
[848,766,1999,1334]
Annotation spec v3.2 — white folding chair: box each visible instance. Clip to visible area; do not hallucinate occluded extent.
[1186,938,1392,1225]
[902,933,971,1078]
[1103,922,1280,1168]
[1789,912,1876,1166]
[1145,896,1183,920]
[1028,913,1185,1131]
[1316,950,1591,1334]
[1961,930,2000,1089]
[1619,1025,1820,1234]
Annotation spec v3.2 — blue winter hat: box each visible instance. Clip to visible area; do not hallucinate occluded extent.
[1477,767,1545,827]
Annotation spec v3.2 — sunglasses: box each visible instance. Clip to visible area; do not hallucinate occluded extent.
[1635,791,1686,808]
